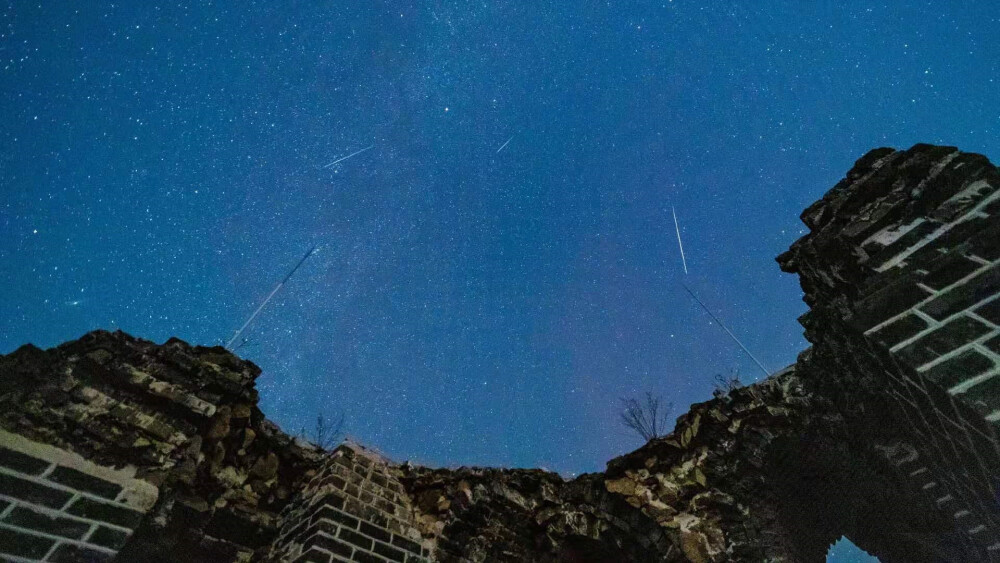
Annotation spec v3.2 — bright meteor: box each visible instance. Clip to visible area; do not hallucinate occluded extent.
[672,206,688,275]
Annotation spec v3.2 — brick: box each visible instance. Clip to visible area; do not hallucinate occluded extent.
[316,492,346,512]
[961,375,1000,415]
[869,313,928,348]
[4,506,91,539]
[974,299,1000,326]
[922,253,983,290]
[338,526,373,550]
[0,526,56,558]
[896,316,992,366]
[360,521,391,544]
[921,264,1000,321]
[866,220,938,269]
[66,497,144,528]
[47,543,113,562]
[985,335,1000,355]
[353,549,387,563]
[0,446,50,475]
[856,282,935,334]
[324,475,348,491]
[933,180,997,221]
[48,466,123,501]
[294,547,334,563]
[203,506,274,548]
[923,349,995,390]
[342,497,387,527]
[314,505,359,530]
[969,217,1000,260]
[88,525,131,550]
[920,151,987,201]
[390,534,421,554]
[917,218,992,267]
[0,472,73,508]
[374,498,395,514]
[304,531,354,558]
[373,540,405,562]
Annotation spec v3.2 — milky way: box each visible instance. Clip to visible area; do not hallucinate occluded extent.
[2,2,998,483]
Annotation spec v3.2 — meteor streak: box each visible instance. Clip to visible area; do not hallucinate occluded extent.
[225,244,319,350]
[496,135,513,154]
[672,206,688,275]
[682,283,770,377]
[322,144,374,169]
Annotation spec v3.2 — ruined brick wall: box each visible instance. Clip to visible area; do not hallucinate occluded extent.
[779,143,1000,422]
[270,444,431,563]
[0,331,325,561]
[779,144,1000,558]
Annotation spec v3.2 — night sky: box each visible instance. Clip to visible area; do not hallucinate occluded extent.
[1,3,998,553]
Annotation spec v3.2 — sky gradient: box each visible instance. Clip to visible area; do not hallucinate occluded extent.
[2,0,998,488]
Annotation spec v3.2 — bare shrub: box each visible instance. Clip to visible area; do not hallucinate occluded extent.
[298,412,345,450]
[620,392,673,442]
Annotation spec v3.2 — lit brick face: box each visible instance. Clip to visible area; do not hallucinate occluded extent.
[0,430,158,562]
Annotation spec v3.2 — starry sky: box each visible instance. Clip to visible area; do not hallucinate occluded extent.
[3,1,999,482]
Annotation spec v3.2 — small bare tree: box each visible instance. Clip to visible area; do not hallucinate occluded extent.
[620,392,673,442]
[314,412,345,450]
[712,367,743,400]
[299,412,345,450]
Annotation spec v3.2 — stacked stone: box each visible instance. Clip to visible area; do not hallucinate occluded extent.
[398,463,672,562]
[270,444,430,563]
[0,330,324,562]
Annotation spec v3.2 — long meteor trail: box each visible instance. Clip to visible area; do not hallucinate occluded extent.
[496,135,514,154]
[672,206,688,275]
[225,244,319,350]
[322,144,374,169]
[682,283,769,377]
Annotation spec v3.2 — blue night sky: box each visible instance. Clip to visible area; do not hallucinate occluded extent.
[1,2,997,543]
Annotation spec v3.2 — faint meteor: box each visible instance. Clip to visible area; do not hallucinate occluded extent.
[682,283,769,377]
[225,244,319,351]
[672,206,688,274]
[322,144,374,169]
[496,135,514,154]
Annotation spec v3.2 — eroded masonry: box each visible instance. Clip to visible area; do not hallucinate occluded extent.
[1,144,998,562]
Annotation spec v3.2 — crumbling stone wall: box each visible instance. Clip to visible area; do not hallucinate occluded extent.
[779,144,1000,557]
[0,330,325,561]
[778,143,1000,421]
